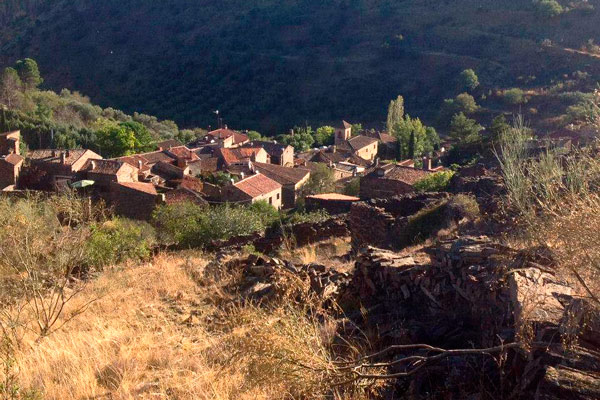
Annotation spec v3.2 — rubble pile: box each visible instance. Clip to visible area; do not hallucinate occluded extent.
[216,253,352,305]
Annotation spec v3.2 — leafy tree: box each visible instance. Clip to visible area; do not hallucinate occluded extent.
[95,120,153,157]
[459,69,479,91]
[455,93,479,114]
[449,112,484,144]
[15,58,43,90]
[351,123,363,136]
[503,88,527,105]
[0,67,22,108]
[176,129,197,145]
[425,126,440,151]
[301,163,335,195]
[414,171,455,192]
[247,130,265,141]
[392,114,436,160]
[386,95,405,132]
[279,126,315,151]
[314,126,334,146]
[534,0,564,18]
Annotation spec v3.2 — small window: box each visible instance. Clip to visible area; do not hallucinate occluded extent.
[269,197,273,205]
[277,193,280,200]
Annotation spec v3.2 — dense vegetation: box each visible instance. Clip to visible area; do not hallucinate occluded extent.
[2,0,600,133]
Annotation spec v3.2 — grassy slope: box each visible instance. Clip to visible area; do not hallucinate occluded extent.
[2,0,600,133]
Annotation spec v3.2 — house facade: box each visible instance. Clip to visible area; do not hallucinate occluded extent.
[222,172,282,208]
[0,154,23,189]
[85,159,139,189]
[360,163,433,199]
[253,162,310,208]
[0,131,20,155]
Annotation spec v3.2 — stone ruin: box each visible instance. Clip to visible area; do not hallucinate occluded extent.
[218,235,600,399]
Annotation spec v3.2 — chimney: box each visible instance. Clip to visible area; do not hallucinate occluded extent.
[423,157,432,171]
[332,145,337,154]
[61,152,66,164]
[240,172,245,179]
[224,124,228,129]
[90,160,96,170]
[290,129,294,137]
[66,150,70,158]
[52,150,57,157]
[138,160,143,169]
[375,157,379,167]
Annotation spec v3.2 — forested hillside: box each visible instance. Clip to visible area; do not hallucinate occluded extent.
[2,0,600,133]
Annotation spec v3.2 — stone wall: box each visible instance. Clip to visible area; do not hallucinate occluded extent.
[206,216,350,253]
[349,193,450,250]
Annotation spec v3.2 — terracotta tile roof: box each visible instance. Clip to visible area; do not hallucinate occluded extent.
[27,149,101,166]
[335,120,352,129]
[0,153,23,165]
[216,147,264,165]
[132,150,177,166]
[253,162,310,186]
[157,139,183,149]
[244,141,290,156]
[164,187,208,206]
[165,146,200,161]
[398,159,415,167]
[188,158,219,174]
[307,193,360,201]
[116,182,157,195]
[171,175,204,192]
[367,164,433,185]
[376,132,397,144]
[347,135,378,151]
[207,128,249,145]
[85,159,130,175]
[233,173,281,198]
[117,154,151,172]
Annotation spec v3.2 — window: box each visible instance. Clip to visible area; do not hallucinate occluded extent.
[277,193,280,200]
[269,197,272,205]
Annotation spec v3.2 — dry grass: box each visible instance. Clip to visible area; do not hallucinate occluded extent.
[281,237,353,272]
[6,250,373,399]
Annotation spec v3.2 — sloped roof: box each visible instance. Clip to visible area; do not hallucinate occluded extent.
[165,146,200,161]
[307,193,360,201]
[157,139,184,149]
[27,149,101,166]
[253,162,310,186]
[233,173,281,198]
[208,128,249,144]
[347,135,378,151]
[164,187,208,206]
[117,154,151,172]
[135,150,177,165]
[367,164,433,185]
[335,120,352,129]
[0,153,23,165]
[86,159,131,175]
[217,147,265,165]
[116,182,157,195]
[244,141,291,156]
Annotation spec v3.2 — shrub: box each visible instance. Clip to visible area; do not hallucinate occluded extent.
[534,0,564,18]
[414,171,455,192]
[85,218,157,268]
[503,88,527,105]
[152,202,269,248]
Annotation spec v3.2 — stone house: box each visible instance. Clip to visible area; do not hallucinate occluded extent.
[222,172,282,209]
[253,162,310,208]
[0,130,20,155]
[334,121,353,145]
[195,127,249,149]
[0,154,23,189]
[244,141,294,166]
[110,181,161,220]
[28,149,103,176]
[360,163,434,199]
[84,159,138,189]
[338,135,379,161]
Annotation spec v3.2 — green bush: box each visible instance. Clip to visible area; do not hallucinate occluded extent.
[152,202,270,248]
[502,88,527,105]
[85,218,157,268]
[283,209,330,225]
[534,0,564,18]
[414,171,455,192]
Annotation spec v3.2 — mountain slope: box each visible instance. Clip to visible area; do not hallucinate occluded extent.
[2,0,600,133]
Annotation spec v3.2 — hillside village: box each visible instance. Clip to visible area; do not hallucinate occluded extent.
[0,119,451,218]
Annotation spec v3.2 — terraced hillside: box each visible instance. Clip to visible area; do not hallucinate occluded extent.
[2,0,600,132]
